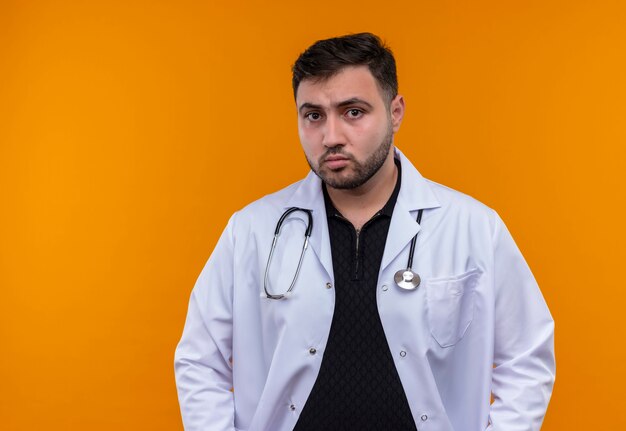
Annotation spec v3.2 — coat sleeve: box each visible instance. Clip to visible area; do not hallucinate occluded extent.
[174,215,237,431]
[486,213,555,431]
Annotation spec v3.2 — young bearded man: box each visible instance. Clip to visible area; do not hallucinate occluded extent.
[175,32,555,431]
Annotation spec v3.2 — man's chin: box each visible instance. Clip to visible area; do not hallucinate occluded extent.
[320,172,364,190]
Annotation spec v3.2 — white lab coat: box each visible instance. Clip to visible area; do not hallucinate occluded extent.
[175,148,555,431]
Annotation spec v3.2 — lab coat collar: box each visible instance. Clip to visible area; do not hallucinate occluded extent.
[393,147,441,211]
[284,147,441,280]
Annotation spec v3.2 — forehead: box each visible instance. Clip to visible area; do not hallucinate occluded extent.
[296,66,385,106]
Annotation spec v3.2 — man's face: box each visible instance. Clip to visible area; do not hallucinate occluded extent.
[296,66,404,190]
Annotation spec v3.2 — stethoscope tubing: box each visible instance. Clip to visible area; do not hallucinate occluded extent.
[263,207,313,300]
[405,209,423,270]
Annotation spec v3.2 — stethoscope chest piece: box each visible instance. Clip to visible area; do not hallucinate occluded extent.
[394,269,421,290]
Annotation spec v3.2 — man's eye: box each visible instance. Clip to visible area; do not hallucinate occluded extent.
[346,109,363,118]
[306,112,322,121]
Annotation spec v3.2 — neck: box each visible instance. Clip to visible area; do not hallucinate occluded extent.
[326,152,397,230]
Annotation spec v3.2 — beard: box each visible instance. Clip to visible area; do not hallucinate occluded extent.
[306,125,394,190]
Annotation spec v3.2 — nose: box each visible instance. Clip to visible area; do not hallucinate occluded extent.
[321,115,345,148]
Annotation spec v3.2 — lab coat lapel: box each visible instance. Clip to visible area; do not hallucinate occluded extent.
[381,200,421,273]
[284,171,334,282]
[380,149,442,273]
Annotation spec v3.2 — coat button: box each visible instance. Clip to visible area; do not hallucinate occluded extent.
[326,282,333,289]
[381,285,388,291]
[421,414,428,421]
[289,404,296,411]
[309,348,317,355]
[400,350,407,357]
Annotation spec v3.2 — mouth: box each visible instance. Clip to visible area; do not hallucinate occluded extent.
[323,154,351,170]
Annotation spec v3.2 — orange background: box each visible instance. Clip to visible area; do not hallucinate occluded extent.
[1,0,625,429]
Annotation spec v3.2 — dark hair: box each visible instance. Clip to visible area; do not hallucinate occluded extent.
[292,32,398,103]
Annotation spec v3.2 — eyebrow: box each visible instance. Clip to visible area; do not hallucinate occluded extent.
[298,98,374,114]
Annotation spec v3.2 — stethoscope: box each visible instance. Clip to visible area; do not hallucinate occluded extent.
[263,207,424,300]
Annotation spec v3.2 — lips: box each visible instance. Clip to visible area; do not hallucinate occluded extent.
[323,155,351,170]
[325,155,349,162]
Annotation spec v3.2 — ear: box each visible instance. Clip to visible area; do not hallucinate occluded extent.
[390,95,405,133]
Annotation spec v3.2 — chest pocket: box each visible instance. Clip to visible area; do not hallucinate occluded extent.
[425,268,481,348]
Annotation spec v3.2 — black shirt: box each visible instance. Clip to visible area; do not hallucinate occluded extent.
[294,160,417,431]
